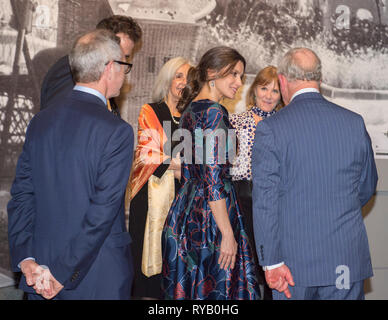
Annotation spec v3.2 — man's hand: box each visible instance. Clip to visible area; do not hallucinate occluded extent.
[34,268,64,300]
[265,264,295,299]
[20,260,63,299]
[20,260,41,287]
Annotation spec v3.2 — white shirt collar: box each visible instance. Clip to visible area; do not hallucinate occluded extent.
[73,85,107,105]
[290,88,320,102]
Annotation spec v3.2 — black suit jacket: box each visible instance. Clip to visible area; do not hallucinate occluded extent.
[40,55,121,117]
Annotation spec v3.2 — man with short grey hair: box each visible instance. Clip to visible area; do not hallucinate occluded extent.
[8,29,135,300]
[252,47,377,300]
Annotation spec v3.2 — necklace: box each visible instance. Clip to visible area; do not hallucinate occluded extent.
[251,105,276,118]
[164,100,180,125]
[171,115,180,125]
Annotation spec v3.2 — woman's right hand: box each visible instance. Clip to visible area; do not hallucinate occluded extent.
[168,152,181,171]
[169,153,181,180]
[218,231,237,271]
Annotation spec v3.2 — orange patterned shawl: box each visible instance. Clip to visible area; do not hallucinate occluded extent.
[129,103,169,201]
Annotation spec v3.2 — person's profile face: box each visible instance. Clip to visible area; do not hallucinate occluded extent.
[108,53,126,98]
[116,32,135,61]
[213,60,244,100]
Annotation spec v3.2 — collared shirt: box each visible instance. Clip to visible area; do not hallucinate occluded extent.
[73,85,107,106]
[290,87,320,102]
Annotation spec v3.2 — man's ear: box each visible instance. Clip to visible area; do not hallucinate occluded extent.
[103,61,114,81]
[278,74,290,105]
[278,74,286,89]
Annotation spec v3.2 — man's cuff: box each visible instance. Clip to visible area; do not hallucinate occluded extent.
[263,262,284,271]
[18,257,36,269]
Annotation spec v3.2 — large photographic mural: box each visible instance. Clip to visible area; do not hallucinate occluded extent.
[0,0,387,285]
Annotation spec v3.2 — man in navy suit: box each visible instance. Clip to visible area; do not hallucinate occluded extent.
[252,48,378,300]
[8,29,135,300]
[40,15,142,116]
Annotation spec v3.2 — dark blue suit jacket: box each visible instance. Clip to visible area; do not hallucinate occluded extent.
[252,92,378,287]
[8,89,134,299]
[40,55,74,110]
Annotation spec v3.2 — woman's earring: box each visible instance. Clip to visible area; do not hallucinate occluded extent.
[210,81,215,88]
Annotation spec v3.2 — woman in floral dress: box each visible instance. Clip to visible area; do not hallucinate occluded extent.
[162,46,260,300]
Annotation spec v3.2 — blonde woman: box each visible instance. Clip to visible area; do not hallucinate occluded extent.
[129,57,191,299]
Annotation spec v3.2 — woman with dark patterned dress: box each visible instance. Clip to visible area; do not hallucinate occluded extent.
[162,47,260,300]
[129,57,191,299]
[229,66,284,300]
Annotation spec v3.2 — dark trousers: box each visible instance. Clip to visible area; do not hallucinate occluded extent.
[233,180,272,300]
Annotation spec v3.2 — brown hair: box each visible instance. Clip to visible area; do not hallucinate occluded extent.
[247,65,284,110]
[177,46,246,113]
[96,15,142,44]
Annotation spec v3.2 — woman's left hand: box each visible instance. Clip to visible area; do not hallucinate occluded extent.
[218,231,237,271]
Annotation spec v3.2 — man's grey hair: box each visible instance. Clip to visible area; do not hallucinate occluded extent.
[70,29,122,83]
[152,57,191,102]
[278,47,322,82]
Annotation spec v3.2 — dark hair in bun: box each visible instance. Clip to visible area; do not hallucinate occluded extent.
[177,46,246,113]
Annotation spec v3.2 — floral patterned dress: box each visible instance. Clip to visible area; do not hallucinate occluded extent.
[161,100,260,300]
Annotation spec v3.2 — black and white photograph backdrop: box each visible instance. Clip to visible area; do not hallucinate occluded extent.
[0,0,387,299]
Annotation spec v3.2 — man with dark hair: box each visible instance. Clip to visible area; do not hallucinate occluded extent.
[96,15,142,50]
[40,15,142,115]
[8,29,135,300]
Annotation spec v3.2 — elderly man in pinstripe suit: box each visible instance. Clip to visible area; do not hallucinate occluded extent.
[252,48,378,300]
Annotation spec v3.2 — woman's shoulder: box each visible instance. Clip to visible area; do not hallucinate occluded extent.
[191,99,220,109]
[229,110,253,127]
[229,109,252,120]
[139,102,154,113]
[189,100,228,129]
[189,99,225,117]
[138,102,161,126]
[206,101,229,119]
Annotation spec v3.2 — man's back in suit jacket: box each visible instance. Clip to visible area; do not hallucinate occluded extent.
[252,92,378,287]
[8,89,134,299]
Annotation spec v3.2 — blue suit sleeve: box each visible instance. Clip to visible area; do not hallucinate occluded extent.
[252,120,282,267]
[49,123,134,289]
[7,121,36,272]
[359,120,378,206]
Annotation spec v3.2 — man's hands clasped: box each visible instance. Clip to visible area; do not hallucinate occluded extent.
[20,260,64,299]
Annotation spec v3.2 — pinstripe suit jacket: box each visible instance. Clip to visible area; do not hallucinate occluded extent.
[252,92,378,287]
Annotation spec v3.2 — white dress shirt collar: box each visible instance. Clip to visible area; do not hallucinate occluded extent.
[290,87,320,102]
[73,85,107,106]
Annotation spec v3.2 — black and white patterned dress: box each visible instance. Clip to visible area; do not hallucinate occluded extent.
[228,106,276,300]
